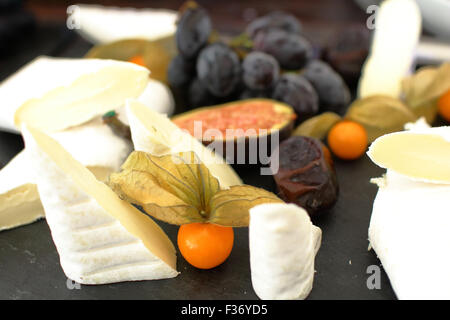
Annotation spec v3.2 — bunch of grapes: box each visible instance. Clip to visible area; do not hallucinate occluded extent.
[168,3,351,120]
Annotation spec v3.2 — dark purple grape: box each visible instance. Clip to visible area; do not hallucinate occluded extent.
[303,60,351,114]
[239,88,272,100]
[167,55,196,89]
[188,77,217,108]
[196,42,241,97]
[176,6,212,59]
[271,74,319,120]
[253,29,313,70]
[246,11,302,39]
[323,26,371,85]
[242,51,280,91]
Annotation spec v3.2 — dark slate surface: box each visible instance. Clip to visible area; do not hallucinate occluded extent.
[0,25,397,300]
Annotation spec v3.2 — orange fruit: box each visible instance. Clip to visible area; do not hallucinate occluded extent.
[438,89,450,122]
[128,55,146,67]
[327,120,368,160]
[177,223,234,269]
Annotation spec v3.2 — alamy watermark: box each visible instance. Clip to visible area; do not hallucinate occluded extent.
[366,5,379,30]
[170,121,280,175]
[366,265,381,290]
[66,5,81,30]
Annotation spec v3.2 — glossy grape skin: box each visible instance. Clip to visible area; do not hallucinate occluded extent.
[271,74,319,120]
[253,29,313,70]
[188,77,217,108]
[167,55,196,89]
[246,11,302,39]
[242,51,280,91]
[196,43,241,97]
[303,60,351,114]
[176,6,212,59]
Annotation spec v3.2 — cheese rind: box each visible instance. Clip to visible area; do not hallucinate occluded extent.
[0,56,149,133]
[0,118,132,231]
[22,125,178,284]
[358,0,421,98]
[126,99,243,188]
[369,170,450,299]
[249,203,321,300]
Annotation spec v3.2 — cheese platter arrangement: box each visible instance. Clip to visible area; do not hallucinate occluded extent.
[1,0,450,301]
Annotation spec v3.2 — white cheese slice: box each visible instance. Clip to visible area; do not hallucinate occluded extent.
[358,0,422,98]
[367,126,450,184]
[22,125,178,284]
[369,170,450,299]
[0,117,132,232]
[117,78,175,125]
[126,99,243,189]
[0,151,44,231]
[69,4,177,44]
[249,203,321,300]
[0,56,149,133]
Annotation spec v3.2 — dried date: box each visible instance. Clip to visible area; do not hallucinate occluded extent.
[271,136,338,216]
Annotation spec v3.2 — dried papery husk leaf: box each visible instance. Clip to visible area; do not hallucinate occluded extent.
[108,150,282,226]
[402,63,450,123]
[345,95,417,143]
[292,112,341,140]
[209,186,283,227]
[85,38,176,83]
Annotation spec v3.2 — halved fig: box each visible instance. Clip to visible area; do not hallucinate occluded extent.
[171,99,296,164]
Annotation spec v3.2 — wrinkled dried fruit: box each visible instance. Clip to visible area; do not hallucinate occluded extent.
[109,151,283,227]
[292,112,341,140]
[271,136,339,216]
[345,95,417,143]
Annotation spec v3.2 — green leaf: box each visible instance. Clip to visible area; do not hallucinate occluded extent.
[292,112,341,140]
[108,151,282,226]
[345,95,417,143]
[402,63,450,123]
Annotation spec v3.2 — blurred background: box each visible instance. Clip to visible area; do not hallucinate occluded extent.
[1,0,449,85]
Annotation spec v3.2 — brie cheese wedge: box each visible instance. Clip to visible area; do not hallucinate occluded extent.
[358,0,421,98]
[69,4,177,44]
[126,99,243,188]
[0,118,132,232]
[369,170,450,299]
[0,56,149,133]
[0,151,44,231]
[249,203,321,300]
[22,125,178,284]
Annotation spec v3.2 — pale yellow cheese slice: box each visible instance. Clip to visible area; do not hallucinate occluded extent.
[0,56,149,133]
[22,125,178,284]
[367,127,450,184]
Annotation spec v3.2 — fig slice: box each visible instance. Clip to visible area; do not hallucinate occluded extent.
[368,128,450,184]
[171,99,296,163]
